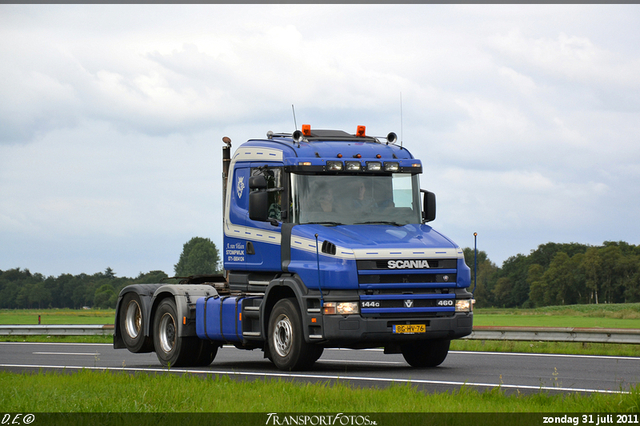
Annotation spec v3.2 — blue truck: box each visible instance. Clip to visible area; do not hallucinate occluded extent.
[113,125,474,370]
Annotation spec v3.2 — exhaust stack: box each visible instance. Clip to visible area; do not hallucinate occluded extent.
[222,136,232,218]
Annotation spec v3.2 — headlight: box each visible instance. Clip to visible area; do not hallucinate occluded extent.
[455,299,473,313]
[323,302,359,315]
[326,161,343,171]
[345,161,361,171]
[366,161,382,171]
[384,162,399,172]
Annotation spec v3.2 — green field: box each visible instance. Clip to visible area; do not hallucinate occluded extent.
[474,304,640,329]
[0,308,114,325]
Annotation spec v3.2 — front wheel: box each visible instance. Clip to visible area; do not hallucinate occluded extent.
[191,340,219,367]
[268,298,319,371]
[153,298,199,367]
[401,339,450,368]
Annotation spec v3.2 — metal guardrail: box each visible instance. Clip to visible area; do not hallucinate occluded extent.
[0,324,114,336]
[466,326,640,345]
[1,324,640,344]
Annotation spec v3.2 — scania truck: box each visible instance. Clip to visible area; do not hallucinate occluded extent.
[113,125,474,370]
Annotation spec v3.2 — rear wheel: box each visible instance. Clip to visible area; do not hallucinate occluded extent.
[153,298,199,367]
[119,292,153,353]
[401,339,450,368]
[268,298,319,371]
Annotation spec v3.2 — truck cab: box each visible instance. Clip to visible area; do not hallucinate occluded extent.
[114,125,473,371]
[222,126,473,368]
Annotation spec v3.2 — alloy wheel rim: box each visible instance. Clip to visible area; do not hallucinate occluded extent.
[273,314,293,357]
[125,300,142,339]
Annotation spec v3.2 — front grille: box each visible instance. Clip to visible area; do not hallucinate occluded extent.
[357,258,457,288]
[357,259,457,270]
[362,299,452,309]
[358,273,456,285]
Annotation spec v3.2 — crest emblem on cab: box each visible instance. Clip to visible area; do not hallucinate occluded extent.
[237,176,245,199]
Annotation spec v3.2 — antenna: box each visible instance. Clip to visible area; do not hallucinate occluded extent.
[314,234,325,306]
[292,104,298,131]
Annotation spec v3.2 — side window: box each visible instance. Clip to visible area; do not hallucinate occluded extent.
[392,174,413,208]
[250,166,283,220]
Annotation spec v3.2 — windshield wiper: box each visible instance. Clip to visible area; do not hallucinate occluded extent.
[354,221,403,226]
[304,221,343,226]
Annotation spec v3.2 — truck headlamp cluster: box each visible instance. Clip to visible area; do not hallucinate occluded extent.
[455,299,473,313]
[366,161,382,171]
[323,302,359,315]
[321,161,403,173]
[326,161,343,171]
[384,162,400,172]
[345,161,361,171]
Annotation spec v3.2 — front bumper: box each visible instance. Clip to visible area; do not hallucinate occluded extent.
[314,311,473,347]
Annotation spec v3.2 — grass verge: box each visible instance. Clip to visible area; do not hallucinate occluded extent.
[1,369,639,413]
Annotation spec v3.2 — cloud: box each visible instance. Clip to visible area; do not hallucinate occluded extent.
[1,4,640,276]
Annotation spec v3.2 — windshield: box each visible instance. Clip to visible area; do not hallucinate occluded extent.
[291,173,422,225]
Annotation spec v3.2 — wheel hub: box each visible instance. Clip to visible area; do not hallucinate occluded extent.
[125,300,142,339]
[159,313,176,353]
[273,314,293,357]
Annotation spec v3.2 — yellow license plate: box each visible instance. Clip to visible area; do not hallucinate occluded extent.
[393,324,426,334]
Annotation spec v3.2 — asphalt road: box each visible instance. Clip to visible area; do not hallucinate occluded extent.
[1,342,638,395]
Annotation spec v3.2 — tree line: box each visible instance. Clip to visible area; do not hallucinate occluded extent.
[0,237,220,310]
[466,241,640,308]
[2,238,640,310]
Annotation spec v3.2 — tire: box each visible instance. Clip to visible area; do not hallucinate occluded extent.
[191,340,219,367]
[153,298,198,367]
[119,292,153,353]
[309,345,324,363]
[268,298,319,371]
[401,339,450,368]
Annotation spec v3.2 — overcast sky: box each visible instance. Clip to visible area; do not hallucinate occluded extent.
[1,4,640,278]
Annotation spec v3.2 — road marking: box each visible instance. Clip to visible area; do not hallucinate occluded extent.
[325,347,640,362]
[321,359,404,365]
[0,363,629,395]
[2,343,637,394]
[32,352,100,356]
[0,342,110,347]
[449,350,640,362]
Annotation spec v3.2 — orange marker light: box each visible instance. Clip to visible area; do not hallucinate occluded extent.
[311,317,317,323]
[183,316,186,325]
[356,125,366,137]
[302,124,311,136]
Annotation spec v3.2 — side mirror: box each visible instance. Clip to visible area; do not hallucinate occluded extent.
[249,175,269,221]
[249,175,267,190]
[421,190,436,222]
[249,191,269,221]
